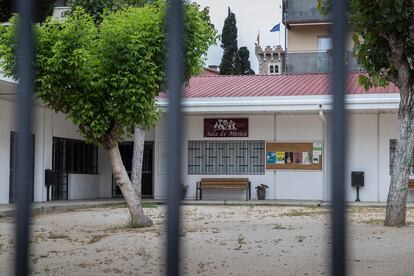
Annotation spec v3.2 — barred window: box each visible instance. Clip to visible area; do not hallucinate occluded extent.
[188,140,265,175]
[53,137,98,174]
[389,139,414,175]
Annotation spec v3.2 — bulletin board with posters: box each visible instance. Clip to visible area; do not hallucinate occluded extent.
[265,142,323,170]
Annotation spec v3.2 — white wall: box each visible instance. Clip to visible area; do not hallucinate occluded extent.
[48,113,156,201]
[98,148,113,198]
[51,112,108,200]
[275,115,325,200]
[153,112,413,203]
[345,114,379,202]
[377,113,414,201]
[44,113,156,201]
[153,114,328,201]
[0,99,51,203]
[1,95,410,204]
[326,112,414,203]
[0,106,121,203]
[68,174,101,199]
[42,109,54,200]
[32,105,50,202]
[154,114,276,200]
[378,114,396,202]
[0,99,14,203]
[52,112,82,140]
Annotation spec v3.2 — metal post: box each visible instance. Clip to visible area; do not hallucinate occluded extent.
[15,0,34,275]
[166,0,184,275]
[331,0,348,275]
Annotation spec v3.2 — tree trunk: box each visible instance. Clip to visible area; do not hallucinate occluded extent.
[107,144,152,227]
[385,90,414,227]
[132,127,145,196]
[131,127,152,225]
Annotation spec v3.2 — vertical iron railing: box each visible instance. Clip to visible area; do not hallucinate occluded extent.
[15,0,34,275]
[166,0,184,276]
[331,0,348,275]
[11,0,348,275]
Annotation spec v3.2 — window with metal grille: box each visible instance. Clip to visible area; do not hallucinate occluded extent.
[53,137,98,174]
[390,139,414,175]
[188,140,265,175]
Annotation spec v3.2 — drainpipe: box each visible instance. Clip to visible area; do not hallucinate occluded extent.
[319,104,327,123]
[319,104,328,202]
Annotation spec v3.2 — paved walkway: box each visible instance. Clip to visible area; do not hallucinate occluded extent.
[1,198,413,217]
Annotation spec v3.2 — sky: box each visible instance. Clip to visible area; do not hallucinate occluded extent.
[195,0,286,73]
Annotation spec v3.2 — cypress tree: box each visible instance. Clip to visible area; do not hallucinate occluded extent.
[233,51,241,75]
[235,47,255,75]
[219,7,238,75]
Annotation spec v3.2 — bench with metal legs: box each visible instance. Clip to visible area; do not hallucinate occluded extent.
[196,178,251,201]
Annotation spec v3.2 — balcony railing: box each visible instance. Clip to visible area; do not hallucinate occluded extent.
[283,0,330,25]
[285,51,362,73]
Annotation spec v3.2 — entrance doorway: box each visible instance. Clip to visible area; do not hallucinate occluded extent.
[112,142,154,198]
[52,138,69,200]
[9,132,35,203]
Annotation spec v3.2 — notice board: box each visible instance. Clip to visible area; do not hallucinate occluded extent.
[266,142,323,170]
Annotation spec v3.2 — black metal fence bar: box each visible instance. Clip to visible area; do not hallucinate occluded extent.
[331,0,348,275]
[166,0,184,275]
[15,0,34,275]
[9,0,350,275]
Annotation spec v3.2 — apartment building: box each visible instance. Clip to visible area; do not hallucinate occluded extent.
[282,0,358,73]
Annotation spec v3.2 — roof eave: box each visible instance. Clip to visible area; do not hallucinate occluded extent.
[157,93,400,113]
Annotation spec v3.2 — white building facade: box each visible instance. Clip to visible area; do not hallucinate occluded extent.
[0,73,412,204]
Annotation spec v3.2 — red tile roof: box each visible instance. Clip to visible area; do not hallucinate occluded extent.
[174,73,399,98]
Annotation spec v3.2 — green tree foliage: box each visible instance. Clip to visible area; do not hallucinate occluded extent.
[316,0,410,89]
[0,2,216,145]
[350,0,414,227]
[0,1,216,224]
[350,1,410,88]
[318,0,414,227]
[68,0,153,23]
[0,0,56,23]
[234,46,254,75]
[220,7,238,75]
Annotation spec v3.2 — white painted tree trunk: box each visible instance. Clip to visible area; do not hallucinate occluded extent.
[107,144,152,227]
[132,127,145,195]
[131,127,152,224]
[385,91,414,227]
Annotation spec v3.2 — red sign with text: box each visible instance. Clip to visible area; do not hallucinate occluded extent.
[204,118,249,137]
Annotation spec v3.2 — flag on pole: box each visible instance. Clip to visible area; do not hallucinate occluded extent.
[256,31,260,45]
[270,23,280,32]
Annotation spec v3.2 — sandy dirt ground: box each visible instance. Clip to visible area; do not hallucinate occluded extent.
[0,204,414,276]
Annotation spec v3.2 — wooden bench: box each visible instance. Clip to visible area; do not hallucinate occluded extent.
[409,179,414,190]
[196,178,251,201]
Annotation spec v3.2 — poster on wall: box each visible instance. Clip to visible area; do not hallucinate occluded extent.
[267,152,276,164]
[285,152,293,164]
[293,152,302,164]
[204,118,248,137]
[276,152,285,164]
[265,142,323,170]
[302,152,312,164]
[312,142,322,164]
